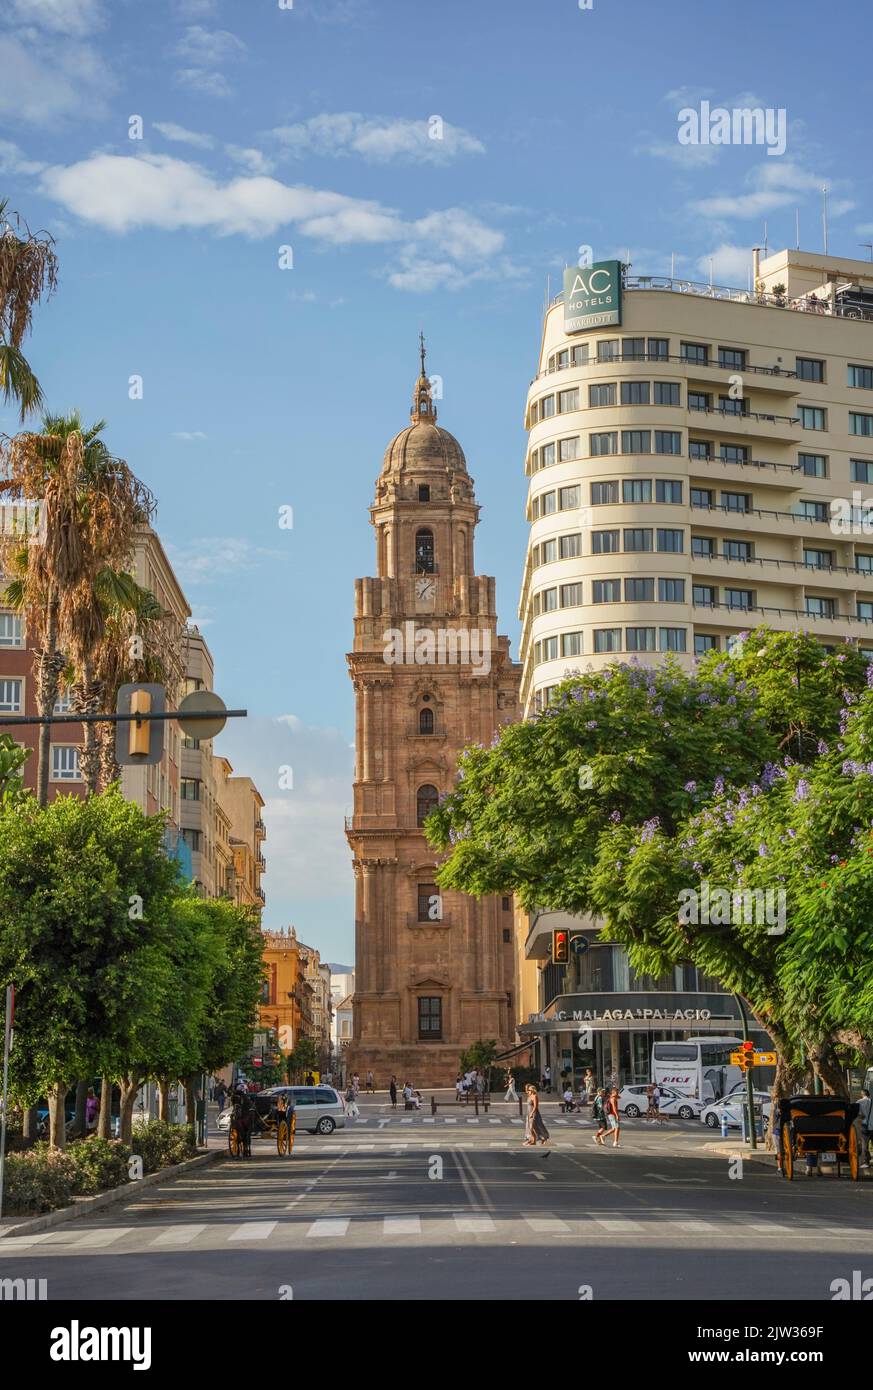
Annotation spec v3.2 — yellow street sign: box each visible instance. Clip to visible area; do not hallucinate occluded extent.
[754,1051,777,1066]
[730,1052,744,1065]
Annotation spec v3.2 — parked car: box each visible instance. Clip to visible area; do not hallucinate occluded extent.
[617,1084,702,1120]
[701,1090,772,1129]
[218,1085,346,1136]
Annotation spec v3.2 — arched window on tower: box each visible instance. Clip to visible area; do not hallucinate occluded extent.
[415,528,435,574]
[416,783,439,827]
[418,484,430,502]
[419,707,434,735]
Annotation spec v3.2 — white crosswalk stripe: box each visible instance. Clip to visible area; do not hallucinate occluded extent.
[151,1225,207,1246]
[593,1218,644,1233]
[74,1227,133,1247]
[453,1213,496,1233]
[523,1214,571,1234]
[306,1218,350,1238]
[228,1222,277,1241]
[383,1216,421,1235]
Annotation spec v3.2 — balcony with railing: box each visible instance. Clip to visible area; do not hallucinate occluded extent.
[548,273,873,322]
[255,818,266,838]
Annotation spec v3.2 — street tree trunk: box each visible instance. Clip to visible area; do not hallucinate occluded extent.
[807,1038,848,1097]
[157,1078,169,1123]
[35,596,64,808]
[118,1074,142,1146]
[71,659,103,795]
[70,1079,89,1139]
[97,1078,113,1139]
[48,1082,67,1151]
[184,1073,201,1145]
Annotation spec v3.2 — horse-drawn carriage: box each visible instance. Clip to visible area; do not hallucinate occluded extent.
[227,1090,296,1158]
[776,1094,861,1180]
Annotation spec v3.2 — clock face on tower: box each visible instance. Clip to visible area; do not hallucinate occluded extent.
[415,576,437,610]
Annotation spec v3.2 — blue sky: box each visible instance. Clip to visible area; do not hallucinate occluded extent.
[1,0,870,960]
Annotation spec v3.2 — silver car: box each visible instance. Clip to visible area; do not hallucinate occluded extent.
[264,1085,346,1135]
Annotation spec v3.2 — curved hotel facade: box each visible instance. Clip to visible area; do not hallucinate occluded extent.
[516,248,873,1086]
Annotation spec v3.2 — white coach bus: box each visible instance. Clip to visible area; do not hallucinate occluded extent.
[651,1036,743,1104]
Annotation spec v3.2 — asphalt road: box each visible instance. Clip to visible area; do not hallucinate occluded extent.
[2,1102,871,1301]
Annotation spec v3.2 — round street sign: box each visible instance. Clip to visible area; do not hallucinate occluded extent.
[571,935,589,955]
[176,690,228,740]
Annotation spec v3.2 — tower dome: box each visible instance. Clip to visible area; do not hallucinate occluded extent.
[380,335,469,479]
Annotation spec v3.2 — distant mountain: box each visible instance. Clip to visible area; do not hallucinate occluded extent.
[328,962,354,974]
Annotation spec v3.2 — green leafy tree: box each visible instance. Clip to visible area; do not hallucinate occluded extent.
[287,1037,320,1081]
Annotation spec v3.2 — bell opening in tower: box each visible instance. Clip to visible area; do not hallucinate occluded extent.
[415,528,435,574]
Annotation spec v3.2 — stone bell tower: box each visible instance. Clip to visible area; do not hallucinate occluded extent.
[345,341,521,1086]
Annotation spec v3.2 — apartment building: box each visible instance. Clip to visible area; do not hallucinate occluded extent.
[520,248,873,715]
[258,926,314,1052]
[179,625,224,896]
[214,755,266,917]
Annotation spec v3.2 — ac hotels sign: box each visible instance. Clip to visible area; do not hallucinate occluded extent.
[563,260,622,332]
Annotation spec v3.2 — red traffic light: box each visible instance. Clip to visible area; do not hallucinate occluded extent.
[553,930,569,964]
[742,1040,754,1053]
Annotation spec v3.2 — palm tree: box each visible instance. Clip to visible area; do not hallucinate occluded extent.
[0,199,58,419]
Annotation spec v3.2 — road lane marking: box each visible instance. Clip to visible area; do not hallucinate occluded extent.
[383,1216,421,1235]
[523,1214,571,1233]
[593,1218,644,1233]
[228,1222,277,1241]
[73,1227,134,1247]
[453,1214,495,1233]
[306,1218,350,1238]
[150,1225,207,1246]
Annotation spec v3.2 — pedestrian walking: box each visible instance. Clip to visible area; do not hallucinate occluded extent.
[645,1083,658,1123]
[544,1064,552,1093]
[344,1083,360,1119]
[523,1084,550,1148]
[504,1069,518,1103]
[606,1087,621,1147]
[214,1080,227,1113]
[455,1074,465,1103]
[352,1072,360,1095]
[366,1070,374,1094]
[591,1087,609,1145]
[389,1076,398,1109]
[583,1069,596,1104]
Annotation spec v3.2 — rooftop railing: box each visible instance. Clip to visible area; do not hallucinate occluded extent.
[548,274,873,321]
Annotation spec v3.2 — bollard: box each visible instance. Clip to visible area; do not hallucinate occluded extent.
[474,1092,479,1116]
[720,1109,730,1139]
[430,1094,437,1116]
[518,1094,523,1119]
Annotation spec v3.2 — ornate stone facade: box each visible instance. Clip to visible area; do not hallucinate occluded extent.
[346,348,521,1086]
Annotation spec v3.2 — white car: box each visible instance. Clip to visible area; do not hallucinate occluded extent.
[701,1089,772,1130]
[617,1084,703,1120]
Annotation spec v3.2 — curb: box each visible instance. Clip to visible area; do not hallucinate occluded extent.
[704,1141,776,1166]
[0,1149,221,1240]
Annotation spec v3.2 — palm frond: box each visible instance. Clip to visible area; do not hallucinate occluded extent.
[0,342,44,419]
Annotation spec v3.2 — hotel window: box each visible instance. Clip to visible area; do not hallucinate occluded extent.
[559,436,581,461]
[560,582,582,607]
[622,429,651,454]
[656,479,682,503]
[181,778,201,801]
[597,339,620,362]
[657,528,684,553]
[621,381,650,405]
[622,337,645,361]
[694,633,719,655]
[859,602,873,621]
[796,357,824,383]
[558,388,579,413]
[691,488,714,509]
[622,478,651,504]
[592,530,619,554]
[539,490,556,515]
[725,588,754,610]
[722,491,751,513]
[626,626,656,652]
[848,365,873,390]
[418,996,442,1040]
[654,381,680,406]
[539,395,556,418]
[720,444,749,463]
[418,484,430,501]
[719,394,747,416]
[804,548,834,570]
[571,344,589,366]
[181,829,201,852]
[593,628,621,653]
[416,784,439,827]
[800,453,828,478]
[799,405,826,430]
[541,442,555,468]
[549,349,569,372]
[590,431,618,456]
[851,459,873,483]
[561,631,583,657]
[689,392,711,412]
[693,584,717,607]
[647,337,669,360]
[417,884,440,921]
[591,481,618,505]
[51,745,82,782]
[593,579,620,603]
[806,596,836,618]
[540,539,557,564]
[723,539,753,560]
[623,528,652,552]
[530,496,539,520]
[559,532,581,559]
[654,431,682,454]
[850,412,873,437]
[659,578,685,602]
[690,439,712,459]
[589,382,616,407]
[718,347,746,370]
[659,627,687,652]
[535,636,558,663]
[559,485,580,510]
[624,577,654,601]
[857,554,873,573]
[681,342,709,365]
[797,499,828,522]
[539,587,558,612]
[0,613,23,648]
[0,678,22,712]
[418,707,434,734]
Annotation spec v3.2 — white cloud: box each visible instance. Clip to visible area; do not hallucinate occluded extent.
[689,160,852,223]
[6,0,105,36]
[0,34,114,126]
[641,140,718,167]
[692,189,795,219]
[0,139,46,175]
[226,144,274,175]
[696,244,755,286]
[166,537,283,582]
[176,0,219,13]
[277,715,302,731]
[154,121,215,149]
[270,112,485,164]
[173,25,246,65]
[174,68,232,99]
[172,430,207,440]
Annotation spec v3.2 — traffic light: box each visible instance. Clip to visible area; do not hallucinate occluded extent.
[740,1040,755,1072]
[115,683,166,766]
[552,929,569,964]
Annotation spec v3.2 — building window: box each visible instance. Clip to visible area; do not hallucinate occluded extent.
[800,453,828,478]
[588,382,616,407]
[694,633,719,655]
[718,347,746,370]
[719,395,747,416]
[659,627,687,652]
[851,459,873,483]
[858,602,873,621]
[540,442,555,468]
[559,533,581,559]
[689,439,712,458]
[693,584,717,607]
[549,349,569,372]
[418,484,431,501]
[558,388,580,413]
[692,536,716,557]
[689,392,711,412]
[621,381,650,405]
[593,628,621,653]
[0,613,23,648]
[805,596,836,618]
[654,381,680,406]
[799,405,826,430]
[691,488,714,509]
[415,528,435,574]
[654,431,682,455]
[657,529,684,553]
[681,342,709,365]
[590,481,618,505]
[857,554,873,573]
[725,589,754,610]
[723,539,753,560]
[418,996,442,1040]
[621,429,651,454]
[626,626,656,652]
[720,445,748,463]
[561,631,583,657]
[182,735,201,750]
[592,529,620,554]
[796,357,824,382]
[540,491,557,515]
[797,500,828,522]
[623,528,652,552]
[502,928,512,944]
[51,745,82,781]
[803,548,834,570]
[722,491,751,513]
[559,485,580,510]
[647,337,669,360]
[0,678,22,712]
[597,339,619,362]
[848,365,873,391]
[417,883,440,921]
[501,895,511,911]
[625,577,654,602]
[539,395,555,419]
[416,784,439,826]
[659,578,685,602]
[656,479,682,504]
[593,579,621,603]
[558,436,581,461]
[850,412,873,437]
[590,431,618,456]
[560,582,582,607]
[418,707,434,735]
[622,337,646,361]
[181,778,201,801]
[540,587,558,612]
[535,636,558,664]
[181,828,201,852]
[622,478,651,504]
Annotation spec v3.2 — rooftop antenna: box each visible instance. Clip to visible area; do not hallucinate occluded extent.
[419,329,426,377]
[763,222,768,258]
[670,251,675,278]
[860,243,873,263]
[795,208,800,250]
[709,257,714,290]
[822,186,829,254]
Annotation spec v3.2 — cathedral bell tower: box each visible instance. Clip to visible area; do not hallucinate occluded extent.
[345,341,521,1086]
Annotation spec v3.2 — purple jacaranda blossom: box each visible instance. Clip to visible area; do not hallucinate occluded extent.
[787,828,797,838]
[609,810,621,823]
[586,720,598,729]
[758,843,768,857]
[685,781,697,792]
[640,817,660,843]
[714,777,725,796]
[842,759,863,776]
[830,854,840,864]
[794,779,810,800]
[867,663,873,689]
[817,740,829,755]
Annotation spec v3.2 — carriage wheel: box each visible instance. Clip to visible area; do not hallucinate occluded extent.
[848,1125,860,1181]
[277,1120,288,1155]
[288,1112,296,1153]
[782,1127,794,1181]
[228,1127,240,1158]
